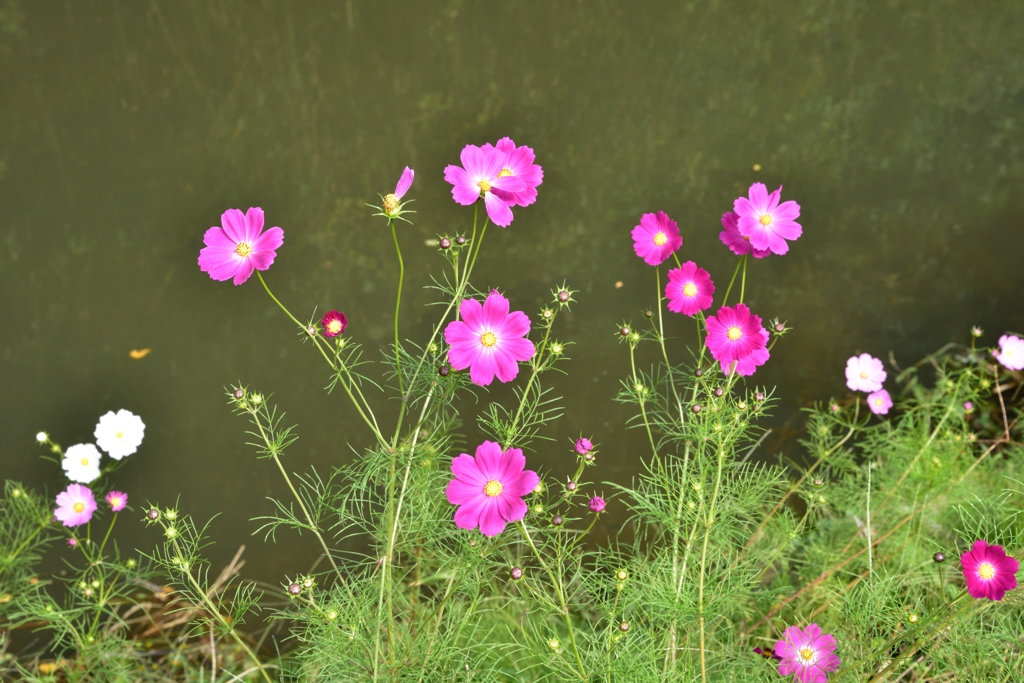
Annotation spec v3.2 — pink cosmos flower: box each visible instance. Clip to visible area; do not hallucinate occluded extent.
[773,624,841,683]
[845,354,886,393]
[381,166,415,217]
[589,496,606,513]
[482,137,543,207]
[631,211,683,266]
[665,261,715,317]
[995,334,1024,371]
[444,290,535,386]
[445,441,540,537]
[867,389,892,415]
[733,183,802,255]
[321,310,347,338]
[704,304,770,376]
[961,540,1019,601]
[963,401,974,412]
[719,212,770,259]
[574,437,593,455]
[105,490,128,512]
[68,538,78,548]
[198,208,285,286]
[54,484,97,528]
[444,145,527,227]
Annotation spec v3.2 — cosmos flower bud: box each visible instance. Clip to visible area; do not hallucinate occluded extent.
[565,481,577,492]
[618,621,630,632]
[694,368,703,377]
[713,387,724,397]
[616,570,628,581]
[551,515,564,526]
[755,391,764,402]
[589,496,606,513]
[510,567,523,580]
[455,235,466,246]
[933,552,946,563]
[691,404,702,414]
[557,290,570,303]
[541,308,554,320]
[574,438,593,455]
[288,582,301,595]
[147,509,160,520]
[234,388,245,399]
[438,365,450,377]
[439,237,452,250]
[644,310,653,319]
[620,326,631,336]
[971,326,983,338]
[548,638,560,651]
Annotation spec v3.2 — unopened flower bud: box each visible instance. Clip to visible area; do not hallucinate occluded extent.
[288,582,301,595]
[164,527,177,539]
[963,401,973,412]
[438,365,450,377]
[694,368,703,377]
[620,326,631,337]
[584,453,594,462]
[126,558,137,569]
[147,509,160,521]
[933,552,946,563]
[533,481,545,495]
[616,581,625,591]
[326,610,338,620]
[755,392,764,402]
[234,388,245,399]
[589,496,606,513]
[164,509,177,521]
[575,438,593,455]
[691,404,702,414]
[775,323,785,332]
[550,342,564,355]
[737,401,746,410]
[439,237,452,250]
[551,515,564,527]
[531,503,545,515]
[565,481,577,492]
[542,308,554,319]
[302,577,314,589]
[548,638,560,650]
[619,621,630,632]
[455,235,466,246]
[713,387,724,398]
[644,310,653,319]
[307,325,317,336]
[971,326,983,338]
[83,587,94,598]
[510,567,523,580]
[557,290,570,303]
[616,569,628,581]
[812,478,824,487]
[908,613,919,623]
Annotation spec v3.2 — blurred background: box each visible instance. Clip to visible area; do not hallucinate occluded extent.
[1,0,1022,583]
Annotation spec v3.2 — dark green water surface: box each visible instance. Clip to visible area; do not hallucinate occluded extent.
[2,1,1023,581]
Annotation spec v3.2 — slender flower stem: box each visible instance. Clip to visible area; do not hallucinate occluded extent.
[390,220,405,395]
[506,311,555,447]
[719,258,744,307]
[629,342,658,458]
[697,446,726,683]
[738,255,748,304]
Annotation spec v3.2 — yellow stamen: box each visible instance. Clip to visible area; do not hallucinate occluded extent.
[80,458,90,466]
[653,232,668,246]
[799,647,814,661]
[727,326,743,341]
[682,283,698,297]
[73,502,85,513]
[480,331,497,347]
[383,193,400,215]
[477,179,492,195]
[497,168,512,177]
[235,242,252,257]
[759,214,773,226]
[978,562,996,580]
[484,480,503,497]
[327,320,343,335]
[860,371,868,379]
[115,431,123,440]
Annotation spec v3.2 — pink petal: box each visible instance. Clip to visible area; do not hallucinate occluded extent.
[500,337,536,363]
[444,165,479,206]
[469,355,498,385]
[458,298,485,330]
[199,247,245,281]
[446,478,482,505]
[473,441,504,480]
[496,494,527,523]
[747,182,769,213]
[733,196,756,220]
[497,310,531,338]
[483,192,514,227]
[203,226,235,249]
[460,145,486,177]
[478,502,508,537]
[446,341,481,372]
[508,469,540,497]
[482,291,511,328]
[232,259,256,286]
[492,349,522,383]
[395,166,414,199]
[243,207,265,243]
[765,186,781,213]
[253,226,284,253]
[450,453,486,486]
[773,199,801,222]
[453,496,487,531]
[444,320,477,345]
[220,209,247,243]
[490,174,527,194]
[771,219,803,241]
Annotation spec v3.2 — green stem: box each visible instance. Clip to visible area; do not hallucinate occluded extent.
[506,312,555,447]
[719,258,744,307]
[738,255,748,304]
[630,343,658,458]
[697,446,726,683]
[390,220,405,396]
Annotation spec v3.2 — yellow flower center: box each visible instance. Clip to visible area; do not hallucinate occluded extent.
[115,431,124,440]
[653,231,668,246]
[383,193,399,215]
[73,502,85,513]
[682,283,698,297]
[110,497,122,507]
[327,320,343,335]
[480,331,497,347]
[498,168,513,177]
[477,179,492,195]
[874,398,884,406]
[484,480,503,497]
[860,371,868,379]
[727,326,743,341]
[978,562,996,580]
[235,242,252,257]
[80,458,90,466]
[799,647,814,662]
[759,214,773,226]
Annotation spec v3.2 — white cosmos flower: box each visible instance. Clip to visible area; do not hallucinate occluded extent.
[94,410,145,460]
[62,443,102,483]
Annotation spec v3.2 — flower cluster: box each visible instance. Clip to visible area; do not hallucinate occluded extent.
[845,353,892,415]
[444,138,542,227]
[56,410,146,484]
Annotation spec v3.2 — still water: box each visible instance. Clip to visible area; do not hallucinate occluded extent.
[2,2,1023,583]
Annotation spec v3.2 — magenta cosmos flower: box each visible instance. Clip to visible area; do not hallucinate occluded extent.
[631,211,682,266]
[733,183,802,255]
[382,166,414,218]
[773,624,840,683]
[704,304,770,376]
[961,540,1019,601]
[444,145,527,228]
[198,208,284,286]
[845,354,886,393]
[482,137,543,207]
[867,389,892,415]
[321,310,347,338]
[444,290,535,386]
[995,334,1024,371]
[589,496,606,513]
[54,484,97,528]
[574,437,593,455]
[446,441,540,537]
[105,490,128,512]
[666,261,715,317]
[719,211,770,259]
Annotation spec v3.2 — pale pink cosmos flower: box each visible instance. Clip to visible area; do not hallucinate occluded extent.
[845,354,886,393]
[54,484,97,528]
[631,211,682,266]
[198,208,285,286]
[995,334,1024,371]
[444,290,535,386]
[105,490,128,512]
[482,138,543,207]
[446,441,540,537]
[704,304,770,376]
[773,624,841,683]
[867,389,892,415]
[733,183,802,255]
[444,145,527,227]
[665,261,715,317]
[961,540,1019,601]
[718,211,770,258]
[381,166,415,217]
